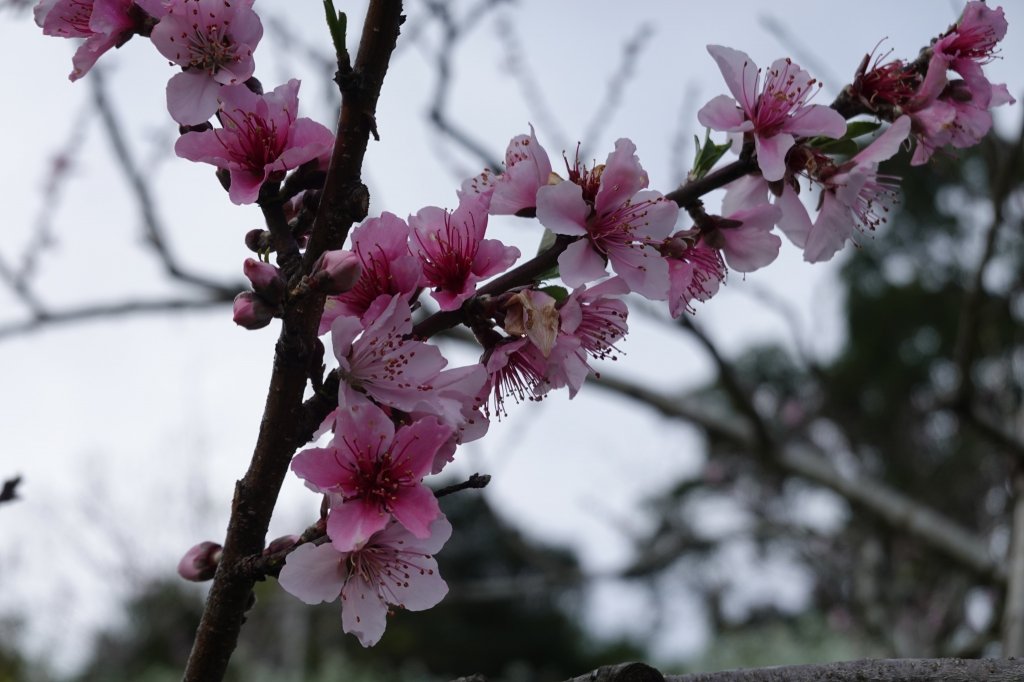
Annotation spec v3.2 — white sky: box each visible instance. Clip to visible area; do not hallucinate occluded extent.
[1,0,1021,672]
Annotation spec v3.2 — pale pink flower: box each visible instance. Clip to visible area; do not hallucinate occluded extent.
[703,204,783,273]
[175,79,335,204]
[698,45,846,182]
[410,194,520,311]
[662,236,726,319]
[321,212,423,332]
[34,0,147,81]
[536,139,678,299]
[926,1,1008,100]
[407,364,490,474]
[292,402,450,551]
[331,294,448,413]
[150,0,263,125]
[804,116,911,262]
[463,125,553,216]
[278,516,451,647]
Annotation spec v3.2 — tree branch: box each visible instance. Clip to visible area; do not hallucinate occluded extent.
[182,3,406,680]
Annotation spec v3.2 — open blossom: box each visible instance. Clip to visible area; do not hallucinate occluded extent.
[482,336,551,417]
[698,45,846,182]
[701,204,783,273]
[34,0,160,81]
[291,402,450,551]
[536,139,678,299]
[331,294,448,412]
[278,516,451,647]
[410,194,520,311]
[321,212,423,332]
[462,125,554,216]
[802,116,911,262]
[150,0,263,125]
[661,234,727,319]
[407,364,490,475]
[175,79,335,204]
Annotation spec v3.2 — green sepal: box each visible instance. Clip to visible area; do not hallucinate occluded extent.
[809,120,882,155]
[322,0,347,64]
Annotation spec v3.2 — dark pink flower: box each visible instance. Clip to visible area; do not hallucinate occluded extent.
[321,212,423,332]
[310,249,362,296]
[278,516,451,647]
[292,402,450,551]
[150,0,263,125]
[410,194,520,311]
[34,0,144,81]
[331,294,448,413]
[536,140,678,299]
[698,45,846,182]
[175,79,335,204]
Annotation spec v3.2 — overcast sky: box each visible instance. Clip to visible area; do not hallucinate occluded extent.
[1,0,1021,671]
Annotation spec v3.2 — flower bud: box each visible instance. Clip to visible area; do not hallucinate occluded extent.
[263,534,300,556]
[309,249,361,295]
[233,291,275,330]
[243,258,286,302]
[177,541,222,582]
[245,229,272,253]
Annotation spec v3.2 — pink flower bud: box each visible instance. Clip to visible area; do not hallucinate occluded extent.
[243,258,286,302]
[233,292,275,330]
[263,535,300,556]
[177,541,222,582]
[310,249,361,295]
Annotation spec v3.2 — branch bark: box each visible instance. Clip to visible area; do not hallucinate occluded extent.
[181,3,405,680]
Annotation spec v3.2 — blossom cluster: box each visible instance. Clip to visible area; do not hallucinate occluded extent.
[36,0,1012,650]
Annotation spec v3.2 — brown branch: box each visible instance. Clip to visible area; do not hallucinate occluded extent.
[588,371,1006,584]
[665,657,1024,681]
[90,68,240,297]
[182,3,406,680]
[0,476,21,505]
[0,296,233,341]
[1004,472,1024,655]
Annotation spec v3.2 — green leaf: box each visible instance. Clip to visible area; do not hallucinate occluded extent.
[689,129,733,181]
[539,285,569,302]
[533,228,561,281]
[322,0,347,62]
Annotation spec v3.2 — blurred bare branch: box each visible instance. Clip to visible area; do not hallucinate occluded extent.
[0,475,21,505]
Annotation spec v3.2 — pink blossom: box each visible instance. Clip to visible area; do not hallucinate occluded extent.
[292,402,450,551]
[463,125,553,216]
[407,364,490,474]
[175,79,335,204]
[278,516,451,647]
[150,0,263,125]
[547,278,631,398]
[697,45,846,182]
[410,194,520,311]
[804,116,911,262]
[927,1,1008,99]
[321,212,423,333]
[661,235,726,319]
[34,0,144,81]
[309,249,362,296]
[703,204,783,273]
[536,139,678,299]
[482,336,551,417]
[331,294,448,413]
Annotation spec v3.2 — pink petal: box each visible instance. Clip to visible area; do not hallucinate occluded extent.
[536,182,589,236]
[290,446,348,493]
[783,104,846,138]
[341,574,389,647]
[472,239,520,279]
[595,139,648,217]
[853,116,911,165]
[722,174,770,215]
[697,94,750,133]
[329,500,390,552]
[775,185,812,248]
[227,169,266,205]
[754,132,795,182]
[608,243,669,300]
[804,193,853,263]
[557,238,608,288]
[390,484,441,539]
[277,543,346,605]
[166,71,222,126]
[707,45,759,115]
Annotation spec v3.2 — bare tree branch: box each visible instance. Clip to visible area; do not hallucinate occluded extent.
[0,476,21,506]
